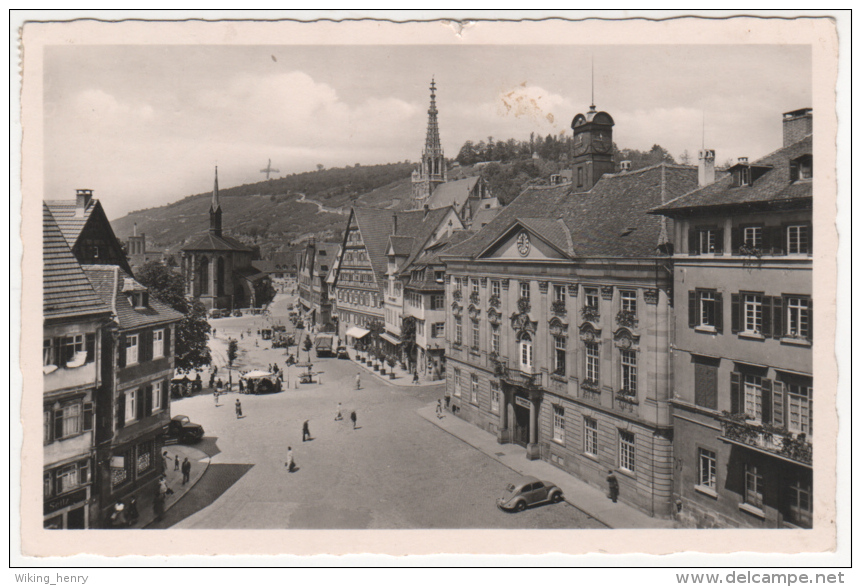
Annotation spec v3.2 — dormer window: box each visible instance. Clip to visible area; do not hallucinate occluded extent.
[790,155,813,182]
[127,292,148,308]
[738,166,751,186]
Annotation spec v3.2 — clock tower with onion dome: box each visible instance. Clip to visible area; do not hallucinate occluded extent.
[570,104,615,190]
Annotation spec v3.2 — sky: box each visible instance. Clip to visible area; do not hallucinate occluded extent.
[43,44,812,220]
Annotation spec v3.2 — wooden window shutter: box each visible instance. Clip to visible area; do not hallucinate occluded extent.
[808,298,813,341]
[714,228,724,254]
[731,226,742,255]
[162,380,170,410]
[136,388,145,420]
[141,330,151,363]
[117,334,126,368]
[688,290,697,328]
[164,326,172,357]
[714,292,724,333]
[54,408,64,439]
[789,160,799,182]
[761,378,773,424]
[144,385,153,416]
[688,229,699,256]
[761,296,773,337]
[116,392,126,429]
[85,333,96,364]
[54,337,64,365]
[730,294,740,334]
[772,380,785,428]
[730,372,741,415]
[771,225,785,256]
[807,222,813,255]
[83,402,94,431]
[772,296,784,339]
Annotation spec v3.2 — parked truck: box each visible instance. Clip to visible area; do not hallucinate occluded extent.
[314,334,335,357]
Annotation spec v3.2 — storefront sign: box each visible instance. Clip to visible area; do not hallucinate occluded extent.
[515,396,532,409]
[44,487,87,515]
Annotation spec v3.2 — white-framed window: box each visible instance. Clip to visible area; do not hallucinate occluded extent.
[743,226,763,248]
[472,279,480,295]
[44,410,51,445]
[57,463,81,494]
[431,294,445,310]
[554,284,566,302]
[59,403,82,439]
[787,477,812,528]
[432,322,445,338]
[453,368,461,397]
[454,277,462,290]
[520,281,530,300]
[43,339,54,366]
[619,430,636,472]
[786,382,812,434]
[787,225,810,254]
[584,287,599,309]
[491,280,501,298]
[584,417,598,456]
[743,374,763,422]
[698,448,717,490]
[554,336,566,376]
[490,324,500,355]
[470,373,479,404]
[585,342,600,383]
[454,316,462,345]
[417,320,425,337]
[744,463,764,509]
[518,332,533,372]
[698,228,718,254]
[152,381,163,412]
[552,406,565,443]
[490,382,500,414]
[620,290,637,314]
[471,320,480,349]
[786,297,810,338]
[153,329,164,358]
[125,389,138,423]
[62,334,85,364]
[699,290,717,327]
[125,334,139,365]
[621,350,637,393]
[743,294,762,334]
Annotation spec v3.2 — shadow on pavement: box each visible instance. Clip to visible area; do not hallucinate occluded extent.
[146,463,253,529]
[195,436,221,458]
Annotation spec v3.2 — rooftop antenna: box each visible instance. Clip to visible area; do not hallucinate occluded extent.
[702,111,706,149]
[590,53,595,110]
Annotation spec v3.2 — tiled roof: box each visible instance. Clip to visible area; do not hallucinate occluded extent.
[313,243,340,274]
[82,265,184,330]
[43,204,111,320]
[181,231,253,252]
[426,176,479,210]
[653,136,812,214]
[387,236,415,257]
[352,206,452,287]
[44,199,95,247]
[251,260,275,273]
[443,163,698,259]
[471,205,502,228]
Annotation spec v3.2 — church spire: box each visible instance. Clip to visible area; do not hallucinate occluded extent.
[209,166,222,236]
[412,78,447,208]
[425,78,443,156]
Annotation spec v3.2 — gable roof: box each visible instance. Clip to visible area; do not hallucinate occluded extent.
[404,229,476,290]
[43,204,111,321]
[181,231,253,252]
[387,236,416,257]
[426,176,480,210]
[443,163,698,260]
[82,265,184,330]
[653,135,812,215]
[350,206,453,287]
[44,199,96,247]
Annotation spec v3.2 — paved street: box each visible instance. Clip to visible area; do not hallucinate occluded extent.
[162,293,605,529]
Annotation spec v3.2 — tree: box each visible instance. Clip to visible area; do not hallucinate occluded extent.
[134,260,212,371]
[227,338,239,370]
[679,149,692,165]
[401,315,417,372]
[316,164,325,172]
[254,278,276,307]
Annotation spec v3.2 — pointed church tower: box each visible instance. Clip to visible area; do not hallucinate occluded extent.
[412,78,447,208]
[209,166,222,237]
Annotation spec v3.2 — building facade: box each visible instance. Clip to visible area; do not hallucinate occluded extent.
[296,239,340,330]
[181,168,269,310]
[439,103,706,518]
[411,78,447,208]
[43,205,112,529]
[125,223,165,274]
[654,109,813,528]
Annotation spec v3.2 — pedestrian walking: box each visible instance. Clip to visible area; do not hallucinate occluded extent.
[213,328,217,338]
[436,399,443,419]
[214,389,220,406]
[152,487,165,521]
[302,420,311,441]
[355,373,361,390]
[214,365,218,377]
[413,371,420,384]
[350,410,357,430]
[335,402,343,421]
[181,457,191,485]
[126,497,139,526]
[235,398,243,418]
[284,446,296,472]
[606,470,619,503]
[174,454,180,471]
[162,450,171,471]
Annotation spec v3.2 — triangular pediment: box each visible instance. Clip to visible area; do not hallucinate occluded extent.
[477,219,572,260]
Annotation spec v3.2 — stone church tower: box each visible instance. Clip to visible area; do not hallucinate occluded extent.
[411,78,447,208]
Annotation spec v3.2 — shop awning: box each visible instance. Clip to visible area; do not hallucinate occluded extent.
[345,326,370,339]
[379,332,402,345]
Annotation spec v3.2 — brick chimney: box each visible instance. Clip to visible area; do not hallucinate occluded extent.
[392,213,398,236]
[698,149,715,187]
[782,108,812,147]
[620,160,632,173]
[75,189,93,216]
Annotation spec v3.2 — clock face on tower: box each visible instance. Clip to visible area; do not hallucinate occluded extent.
[592,130,611,154]
[573,132,588,156]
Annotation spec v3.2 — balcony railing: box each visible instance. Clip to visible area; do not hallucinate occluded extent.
[718,413,812,467]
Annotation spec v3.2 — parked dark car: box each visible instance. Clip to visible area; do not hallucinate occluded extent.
[232,309,243,317]
[336,345,349,359]
[496,476,563,512]
[168,415,204,444]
